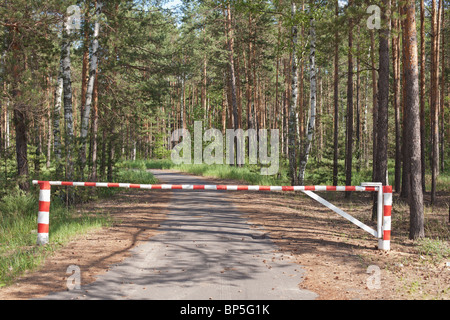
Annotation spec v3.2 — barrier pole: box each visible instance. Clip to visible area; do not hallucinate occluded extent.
[32,180,391,250]
[37,181,51,246]
[379,186,392,251]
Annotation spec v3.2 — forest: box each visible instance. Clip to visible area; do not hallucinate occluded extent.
[0,0,449,243]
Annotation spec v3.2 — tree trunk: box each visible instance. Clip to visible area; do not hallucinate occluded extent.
[430,0,441,205]
[289,1,299,185]
[403,0,424,240]
[298,15,316,185]
[80,0,102,176]
[420,0,426,192]
[10,26,29,191]
[375,0,390,187]
[392,8,402,193]
[53,60,63,164]
[62,19,74,183]
[333,0,339,186]
[345,0,354,197]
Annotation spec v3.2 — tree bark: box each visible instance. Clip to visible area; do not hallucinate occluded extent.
[392,8,402,193]
[10,25,29,191]
[333,0,339,186]
[403,0,424,240]
[375,0,390,187]
[289,1,299,185]
[80,0,102,176]
[62,19,74,182]
[420,0,426,192]
[298,15,316,185]
[345,0,354,198]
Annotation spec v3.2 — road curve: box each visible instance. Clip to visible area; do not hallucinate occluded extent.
[42,170,317,300]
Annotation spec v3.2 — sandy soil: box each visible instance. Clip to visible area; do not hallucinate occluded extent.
[1,169,449,300]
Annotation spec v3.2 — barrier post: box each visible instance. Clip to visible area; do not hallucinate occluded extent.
[37,181,51,246]
[378,185,392,251]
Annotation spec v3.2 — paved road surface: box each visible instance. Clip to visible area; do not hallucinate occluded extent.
[43,170,317,300]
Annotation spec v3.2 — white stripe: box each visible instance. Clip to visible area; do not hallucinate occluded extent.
[139,184,152,189]
[51,181,62,186]
[205,185,217,190]
[226,186,238,191]
[95,183,109,187]
[383,216,391,231]
[314,186,327,191]
[384,192,393,205]
[182,185,193,190]
[38,211,49,224]
[118,183,130,188]
[335,186,346,191]
[37,233,49,245]
[39,189,51,202]
[378,239,390,251]
[161,184,173,189]
[73,182,85,187]
[270,186,282,191]
[247,186,260,191]
[293,186,304,191]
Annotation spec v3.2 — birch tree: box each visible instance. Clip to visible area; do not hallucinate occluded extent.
[80,0,102,177]
[61,18,74,182]
[298,11,316,185]
[289,1,299,185]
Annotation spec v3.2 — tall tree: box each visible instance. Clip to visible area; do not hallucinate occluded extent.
[298,9,316,185]
[61,18,75,183]
[333,0,339,186]
[403,0,424,240]
[80,0,102,177]
[375,0,390,188]
[289,1,299,185]
[345,0,354,196]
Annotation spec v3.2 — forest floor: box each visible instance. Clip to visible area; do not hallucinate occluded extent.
[0,169,449,300]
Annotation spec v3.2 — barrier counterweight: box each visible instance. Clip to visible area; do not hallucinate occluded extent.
[32,180,392,250]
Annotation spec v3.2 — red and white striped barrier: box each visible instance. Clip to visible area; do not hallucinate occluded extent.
[379,186,392,251]
[32,180,392,250]
[36,181,51,246]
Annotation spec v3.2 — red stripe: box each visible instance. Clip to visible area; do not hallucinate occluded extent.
[259,186,270,191]
[39,201,50,212]
[130,184,141,188]
[326,186,337,191]
[38,181,51,190]
[383,185,393,193]
[61,181,73,186]
[384,205,392,217]
[345,186,356,191]
[38,223,49,233]
[193,185,205,190]
[85,182,96,187]
[237,185,248,190]
[151,185,162,189]
[107,183,120,188]
[365,187,376,192]
[304,186,315,191]
[383,230,391,240]
[216,185,227,190]
[282,186,294,191]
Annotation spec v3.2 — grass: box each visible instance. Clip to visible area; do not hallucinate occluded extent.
[0,167,158,287]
